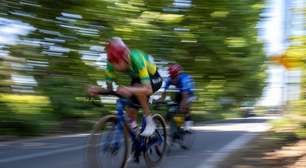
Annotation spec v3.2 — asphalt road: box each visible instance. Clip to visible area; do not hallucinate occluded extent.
[0,116,279,168]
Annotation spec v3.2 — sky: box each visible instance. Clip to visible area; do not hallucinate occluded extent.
[261,0,285,56]
[258,0,286,106]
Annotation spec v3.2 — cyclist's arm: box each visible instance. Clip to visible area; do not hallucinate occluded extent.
[127,67,153,95]
[159,78,171,102]
[88,62,114,96]
[179,75,194,111]
[180,75,194,95]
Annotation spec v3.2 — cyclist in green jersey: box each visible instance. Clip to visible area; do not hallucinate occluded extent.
[88,37,163,136]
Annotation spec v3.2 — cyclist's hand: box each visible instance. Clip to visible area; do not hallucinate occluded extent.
[116,86,132,97]
[87,85,101,97]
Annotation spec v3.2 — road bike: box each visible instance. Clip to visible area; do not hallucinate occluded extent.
[87,91,167,168]
[154,99,195,151]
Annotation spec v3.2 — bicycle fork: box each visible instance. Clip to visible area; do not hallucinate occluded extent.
[102,99,127,153]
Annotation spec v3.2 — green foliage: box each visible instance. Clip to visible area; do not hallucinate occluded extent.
[0,94,54,136]
[0,0,266,135]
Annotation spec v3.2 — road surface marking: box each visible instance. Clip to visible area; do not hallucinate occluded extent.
[196,123,271,168]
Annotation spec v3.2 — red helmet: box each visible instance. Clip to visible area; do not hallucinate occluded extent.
[168,64,183,78]
[106,37,129,63]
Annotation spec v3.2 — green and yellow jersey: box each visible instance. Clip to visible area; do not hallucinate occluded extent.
[105,49,157,85]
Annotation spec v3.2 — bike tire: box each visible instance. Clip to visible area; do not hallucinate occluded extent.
[87,115,130,168]
[144,114,168,168]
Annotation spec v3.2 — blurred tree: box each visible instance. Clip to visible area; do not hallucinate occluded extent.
[0,0,267,135]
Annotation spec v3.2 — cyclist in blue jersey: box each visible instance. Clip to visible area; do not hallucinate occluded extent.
[158,64,195,130]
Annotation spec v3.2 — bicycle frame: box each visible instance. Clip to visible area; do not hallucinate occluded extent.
[114,98,148,153]
[88,91,167,168]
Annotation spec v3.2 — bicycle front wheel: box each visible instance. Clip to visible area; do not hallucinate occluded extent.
[87,115,129,168]
[144,114,167,167]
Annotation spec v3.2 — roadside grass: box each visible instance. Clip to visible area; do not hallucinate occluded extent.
[218,130,302,168]
[218,110,306,168]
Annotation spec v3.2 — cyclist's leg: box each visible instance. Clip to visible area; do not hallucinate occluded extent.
[127,83,156,136]
[135,94,156,136]
[183,104,193,130]
[127,72,162,136]
[186,95,194,119]
[175,93,193,130]
[140,72,163,136]
[180,98,191,120]
[165,106,176,122]
[126,104,141,162]
[128,78,149,130]
[126,105,138,130]
[128,81,151,116]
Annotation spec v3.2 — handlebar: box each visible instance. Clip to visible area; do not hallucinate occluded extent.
[152,99,178,105]
[151,100,178,111]
[98,90,123,98]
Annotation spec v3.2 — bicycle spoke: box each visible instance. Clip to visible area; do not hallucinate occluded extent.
[87,115,129,168]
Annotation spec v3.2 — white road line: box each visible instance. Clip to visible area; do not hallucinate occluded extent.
[196,124,271,168]
[198,133,257,168]
[0,145,86,163]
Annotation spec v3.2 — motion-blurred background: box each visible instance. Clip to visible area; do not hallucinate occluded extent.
[0,0,304,139]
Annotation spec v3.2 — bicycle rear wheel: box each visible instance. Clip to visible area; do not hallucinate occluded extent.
[87,115,129,168]
[178,127,195,150]
[144,114,167,167]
